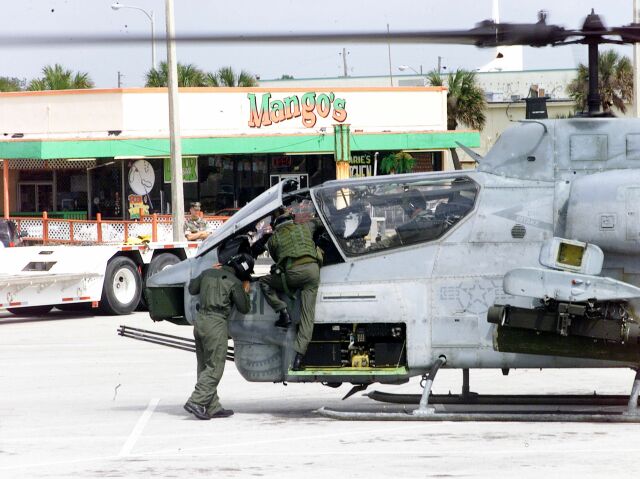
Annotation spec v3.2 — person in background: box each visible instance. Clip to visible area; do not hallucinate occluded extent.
[183,253,253,420]
[184,201,210,241]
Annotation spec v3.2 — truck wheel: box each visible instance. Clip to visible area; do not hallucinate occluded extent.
[100,256,142,315]
[7,305,53,316]
[137,253,181,310]
[146,253,181,281]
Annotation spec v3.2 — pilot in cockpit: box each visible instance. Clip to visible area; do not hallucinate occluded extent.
[369,188,443,250]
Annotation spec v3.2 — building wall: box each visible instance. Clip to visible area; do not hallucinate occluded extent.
[0,87,448,142]
[0,90,125,136]
[260,69,578,101]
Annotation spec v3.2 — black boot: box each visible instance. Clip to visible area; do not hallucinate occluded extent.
[208,408,234,419]
[274,309,291,328]
[184,400,210,420]
[292,352,304,371]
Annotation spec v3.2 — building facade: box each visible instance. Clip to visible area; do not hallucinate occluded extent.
[0,87,479,219]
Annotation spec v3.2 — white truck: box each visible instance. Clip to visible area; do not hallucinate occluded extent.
[0,241,201,316]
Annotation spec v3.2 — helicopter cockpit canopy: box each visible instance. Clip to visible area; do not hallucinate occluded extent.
[197,179,287,257]
[314,175,478,257]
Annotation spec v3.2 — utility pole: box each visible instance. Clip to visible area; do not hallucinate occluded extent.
[635,0,640,116]
[117,71,123,88]
[437,56,442,74]
[342,48,349,77]
[165,0,184,240]
[387,23,393,86]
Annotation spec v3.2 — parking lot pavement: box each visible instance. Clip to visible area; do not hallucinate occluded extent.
[1,309,640,478]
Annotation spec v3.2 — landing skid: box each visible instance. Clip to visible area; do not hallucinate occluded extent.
[317,364,640,423]
[366,391,638,407]
[316,408,640,422]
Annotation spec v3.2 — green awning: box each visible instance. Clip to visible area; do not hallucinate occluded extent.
[0,130,480,160]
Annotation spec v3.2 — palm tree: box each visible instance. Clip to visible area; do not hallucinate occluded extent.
[380,151,415,174]
[567,50,633,114]
[205,66,258,87]
[145,62,208,87]
[28,64,94,90]
[0,77,23,92]
[427,69,486,170]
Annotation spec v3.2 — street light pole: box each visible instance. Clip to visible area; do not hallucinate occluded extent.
[111,2,156,70]
[634,0,640,117]
[398,65,426,86]
[165,0,184,241]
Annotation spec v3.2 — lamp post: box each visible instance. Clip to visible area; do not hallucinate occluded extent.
[111,2,156,70]
[635,0,640,117]
[398,65,426,86]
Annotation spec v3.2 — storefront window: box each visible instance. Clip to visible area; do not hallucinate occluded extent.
[252,157,268,198]
[17,170,53,213]
[237,158,253,207]
[197,156,234,213]
[91,162,122,218]
[56,170,87,212]
[193,153,336,213]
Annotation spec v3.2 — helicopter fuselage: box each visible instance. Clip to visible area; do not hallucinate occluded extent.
[147,118,640,385]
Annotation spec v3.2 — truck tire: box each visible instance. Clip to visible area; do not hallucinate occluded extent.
[137,253,181,310]
[7,305,53,316]
[100,256,142,315]
[146,253,181,281]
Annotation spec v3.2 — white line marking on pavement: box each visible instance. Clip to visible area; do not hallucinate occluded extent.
[119,398,160,457]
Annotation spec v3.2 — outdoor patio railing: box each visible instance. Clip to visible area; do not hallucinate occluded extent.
[9,212,229,244]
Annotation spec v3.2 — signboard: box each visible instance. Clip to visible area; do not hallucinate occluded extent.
[163,156,198,183]
[247,92,348,129]
[128,194,149,219]
[349,152,374,177]
[271,156,292,168]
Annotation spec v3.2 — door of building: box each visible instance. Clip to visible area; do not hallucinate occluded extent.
[18,182,54,212]
[269,174,309,189]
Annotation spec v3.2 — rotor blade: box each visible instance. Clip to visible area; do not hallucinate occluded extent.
[0,30,482,47]
[0,22,578,48]
[611,24,640,43]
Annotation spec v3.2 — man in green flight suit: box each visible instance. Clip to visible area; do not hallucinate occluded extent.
[256,207,323,371]
[183,252,253,420]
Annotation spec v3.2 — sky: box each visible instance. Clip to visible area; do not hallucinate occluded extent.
[0,0,637,88]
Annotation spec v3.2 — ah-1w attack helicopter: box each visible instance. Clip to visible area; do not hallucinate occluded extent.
[121,9,640,421]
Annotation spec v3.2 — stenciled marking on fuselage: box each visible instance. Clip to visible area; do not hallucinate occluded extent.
[250,289,265,315]
[439,279,510,314]
[493,205,553,230]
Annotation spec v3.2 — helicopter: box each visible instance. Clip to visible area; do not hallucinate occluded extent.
[112,9,640,421]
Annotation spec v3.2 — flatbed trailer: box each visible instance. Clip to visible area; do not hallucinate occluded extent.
[0,241,200,315]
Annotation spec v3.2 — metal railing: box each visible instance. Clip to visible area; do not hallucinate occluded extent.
[10,212,229,245]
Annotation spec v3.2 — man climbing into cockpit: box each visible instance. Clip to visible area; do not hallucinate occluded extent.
[252,207,324,371]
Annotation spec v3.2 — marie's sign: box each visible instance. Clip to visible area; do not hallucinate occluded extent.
[247,92,347,129]
[350,153,373,177]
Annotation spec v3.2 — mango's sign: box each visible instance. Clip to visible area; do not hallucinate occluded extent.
[247,92,347,129]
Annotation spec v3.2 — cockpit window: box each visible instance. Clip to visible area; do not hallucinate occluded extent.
[314,176,478,256]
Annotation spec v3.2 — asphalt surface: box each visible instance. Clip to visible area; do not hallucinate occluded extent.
[1,309,640,478]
